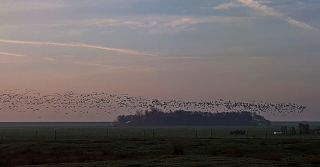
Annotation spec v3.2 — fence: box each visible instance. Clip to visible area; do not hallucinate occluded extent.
[0,126,319,141]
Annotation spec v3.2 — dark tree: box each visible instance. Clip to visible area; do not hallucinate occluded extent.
[116,108,270,126]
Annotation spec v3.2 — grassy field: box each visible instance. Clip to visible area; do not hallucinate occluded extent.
[0,123,319,166]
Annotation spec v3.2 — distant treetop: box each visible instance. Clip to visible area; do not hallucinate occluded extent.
[116,108,270,126]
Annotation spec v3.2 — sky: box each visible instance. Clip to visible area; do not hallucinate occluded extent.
[0,0,319,121]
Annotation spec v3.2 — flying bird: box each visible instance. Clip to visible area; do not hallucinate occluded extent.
[0,90,306,119]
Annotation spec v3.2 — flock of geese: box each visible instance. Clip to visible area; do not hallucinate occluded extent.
[0,90,306,118]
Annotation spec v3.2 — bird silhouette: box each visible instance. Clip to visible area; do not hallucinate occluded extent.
[0,89,306,119]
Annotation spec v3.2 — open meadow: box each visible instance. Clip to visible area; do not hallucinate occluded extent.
[0,122,319,167]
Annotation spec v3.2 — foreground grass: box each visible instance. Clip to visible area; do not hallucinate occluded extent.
[21,156,284,167]
[0,137,319,167]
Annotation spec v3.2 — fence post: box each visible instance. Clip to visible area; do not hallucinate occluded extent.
[210,128,213,138]
[36,129,38,140]
[195,128,198,138]
[152,128,155,138]
[54,129,57,141]
[265,127,268,139]
[143,129,146,138]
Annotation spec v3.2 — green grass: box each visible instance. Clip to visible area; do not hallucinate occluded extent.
[0,125,319,166]
[0,137,319,166]
[0,125,319,140]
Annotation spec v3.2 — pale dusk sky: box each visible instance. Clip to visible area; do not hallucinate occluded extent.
[0,0,319,121]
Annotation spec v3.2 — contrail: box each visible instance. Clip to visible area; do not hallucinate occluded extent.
[238,0,319,32]
[0,39,158,57]
[0,51,27,57]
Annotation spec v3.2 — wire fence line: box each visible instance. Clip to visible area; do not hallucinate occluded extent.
[0,127,319,141]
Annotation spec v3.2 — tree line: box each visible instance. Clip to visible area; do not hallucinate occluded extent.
[116,108,270,126]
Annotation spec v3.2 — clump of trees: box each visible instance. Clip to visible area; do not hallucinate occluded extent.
[116,108,270,126]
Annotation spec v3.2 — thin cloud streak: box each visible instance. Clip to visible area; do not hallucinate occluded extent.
[0,51,60,63]
[0,39,157,57]
[237,0,319,32]
[0,50,153,72]
[0,51,27,57]
[43,15,250,34]
[0,39,209,61]
[213,2,242,10]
